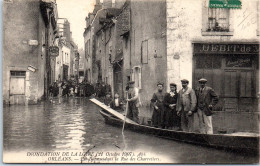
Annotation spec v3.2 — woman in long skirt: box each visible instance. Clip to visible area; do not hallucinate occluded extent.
[164,83,180,130]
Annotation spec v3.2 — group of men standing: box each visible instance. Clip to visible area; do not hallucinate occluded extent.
[150,78,219,134]
[100,77,218,134]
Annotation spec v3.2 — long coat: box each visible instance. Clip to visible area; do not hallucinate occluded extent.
[164,92,180,128]
[195,86,218,116]
[151,91,166,127]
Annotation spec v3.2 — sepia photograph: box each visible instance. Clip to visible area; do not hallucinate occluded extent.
[2,0,260,164]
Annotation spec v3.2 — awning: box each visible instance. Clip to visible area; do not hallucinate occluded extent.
[209,0,241,9]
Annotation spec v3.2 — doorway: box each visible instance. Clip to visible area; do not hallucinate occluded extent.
[224,69,255,111]
[9,71,26,104]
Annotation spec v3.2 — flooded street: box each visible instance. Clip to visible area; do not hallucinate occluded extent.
[3,98,259,164]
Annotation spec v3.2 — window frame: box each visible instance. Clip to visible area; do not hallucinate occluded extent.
[132,66,142,89]
[201,0,234,36]
[141,40,148,64]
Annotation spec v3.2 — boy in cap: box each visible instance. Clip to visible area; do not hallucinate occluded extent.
[126,81,140,123]
[110,92,124,112]
[195,78,218,134]
[151,81,166,128]
[103,92,112,106]
[177,79,197,132]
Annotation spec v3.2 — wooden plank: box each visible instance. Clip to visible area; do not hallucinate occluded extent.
[90,98,138,124]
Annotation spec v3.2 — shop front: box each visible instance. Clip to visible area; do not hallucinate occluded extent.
[193,43,259,112]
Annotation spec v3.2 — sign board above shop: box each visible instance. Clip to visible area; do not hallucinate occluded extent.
[194,43,259,54]
[49,46,59,57]
[209,0,241,9]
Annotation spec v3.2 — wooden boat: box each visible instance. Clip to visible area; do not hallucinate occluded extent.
[90,98,259,153]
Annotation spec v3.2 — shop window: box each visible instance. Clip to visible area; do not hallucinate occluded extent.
[196,55,221,69]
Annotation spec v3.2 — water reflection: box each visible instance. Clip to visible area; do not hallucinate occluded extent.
[3,98,259,163]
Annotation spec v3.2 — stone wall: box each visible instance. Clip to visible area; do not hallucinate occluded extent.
[130,0,167,112]
[3,0,46,104]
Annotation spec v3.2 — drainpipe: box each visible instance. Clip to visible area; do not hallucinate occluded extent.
[44,10,50,99]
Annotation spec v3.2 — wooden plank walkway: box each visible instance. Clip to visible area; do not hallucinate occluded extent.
[89,98,138,124]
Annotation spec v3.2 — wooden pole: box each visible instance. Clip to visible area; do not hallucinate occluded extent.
[122,92,128,134]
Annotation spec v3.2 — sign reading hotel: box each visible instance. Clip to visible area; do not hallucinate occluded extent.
[209,0,241,9]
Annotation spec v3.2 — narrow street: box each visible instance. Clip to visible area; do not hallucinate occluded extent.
[3,98,258,163]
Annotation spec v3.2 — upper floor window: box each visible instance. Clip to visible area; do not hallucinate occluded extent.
[207,8,230,32]
[202,0,234,36]
[85,40,90,58]
[132,66,142,89]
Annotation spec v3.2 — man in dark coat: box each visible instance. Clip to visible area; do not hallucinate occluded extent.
[164,83,180,130]
[195,78,218,134]
[151,81,166,128]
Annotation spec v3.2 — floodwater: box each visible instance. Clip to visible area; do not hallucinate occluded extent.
[3,98,259,164]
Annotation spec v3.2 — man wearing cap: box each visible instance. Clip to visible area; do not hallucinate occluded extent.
[126,81,140,123]
[177,79,197,132]
[195,78,218,134]
[151,81,166,128]
[164,83,180,130]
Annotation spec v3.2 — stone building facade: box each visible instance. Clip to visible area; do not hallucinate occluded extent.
[3,0,58,104]
[166,0,259,111]
[166,0,259,132]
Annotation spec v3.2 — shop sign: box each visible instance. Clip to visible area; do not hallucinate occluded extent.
[194,43,259,54]
[49,46,59,57]
[28,40,39,46]
[27,65,37,72]
[226,57,252,67]
[209,0,241,9]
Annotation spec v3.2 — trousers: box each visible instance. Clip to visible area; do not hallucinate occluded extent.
[197,108,213,134]
[127,102,139,123]
[180,111,194,132]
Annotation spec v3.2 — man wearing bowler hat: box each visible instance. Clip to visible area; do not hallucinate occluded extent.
[126,81,140,123]
[195,78,218,134]
[177,79,197,132]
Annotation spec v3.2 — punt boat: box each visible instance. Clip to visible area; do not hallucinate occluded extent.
[90,98,259,153]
